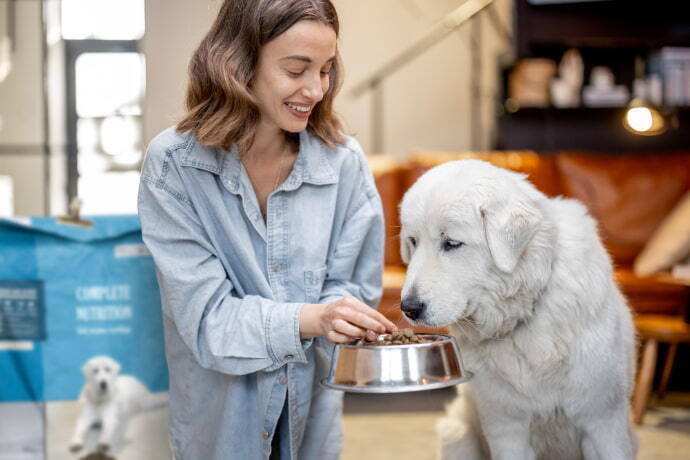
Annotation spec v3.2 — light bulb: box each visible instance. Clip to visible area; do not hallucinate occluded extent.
[625,107,653,132]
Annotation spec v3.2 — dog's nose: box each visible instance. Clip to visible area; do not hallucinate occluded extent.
[401,296,425,320]
[100,381,107,391]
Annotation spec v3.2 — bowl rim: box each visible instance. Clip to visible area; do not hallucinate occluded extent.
[321,371,473,393]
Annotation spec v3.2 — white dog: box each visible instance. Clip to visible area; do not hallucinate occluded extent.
[398,160,636,460]
[70,355,168,454]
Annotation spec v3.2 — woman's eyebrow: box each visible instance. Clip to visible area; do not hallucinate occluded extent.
[280,55,336,64]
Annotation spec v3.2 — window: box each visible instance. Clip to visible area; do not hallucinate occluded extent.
[62,0,145,215]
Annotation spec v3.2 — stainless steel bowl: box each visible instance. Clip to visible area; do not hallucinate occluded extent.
[321,334,472,393]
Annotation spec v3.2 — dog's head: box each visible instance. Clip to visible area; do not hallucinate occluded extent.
[82,355,121,400]
[399,160,554,341]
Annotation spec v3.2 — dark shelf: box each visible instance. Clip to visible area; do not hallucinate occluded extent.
[497,2,690,152]
[497,107,690,152]
[516,0,690,58]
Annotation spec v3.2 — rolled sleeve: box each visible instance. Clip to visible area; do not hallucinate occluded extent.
[265,300,311,364]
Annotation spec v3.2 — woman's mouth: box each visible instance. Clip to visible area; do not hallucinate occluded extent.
[285,102,312,119]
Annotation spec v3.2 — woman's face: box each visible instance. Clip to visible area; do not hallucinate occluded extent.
[252,20,337,135]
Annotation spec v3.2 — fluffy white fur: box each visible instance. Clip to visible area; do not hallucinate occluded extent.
[70,355,168,454]
[398,160,637,460]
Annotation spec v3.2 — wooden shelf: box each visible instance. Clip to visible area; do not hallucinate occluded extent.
[497,107,690,152]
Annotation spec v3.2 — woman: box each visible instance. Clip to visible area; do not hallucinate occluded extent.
[137,1,396,459]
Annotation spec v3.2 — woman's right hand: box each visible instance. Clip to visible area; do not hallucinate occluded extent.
[299,296,398,344]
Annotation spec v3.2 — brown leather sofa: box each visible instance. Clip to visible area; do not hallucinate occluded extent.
[369,151,690,330]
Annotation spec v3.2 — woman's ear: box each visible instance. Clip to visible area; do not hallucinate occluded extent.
[480,196,541,273]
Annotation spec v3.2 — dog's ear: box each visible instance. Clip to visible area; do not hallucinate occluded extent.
[82,360,92,378]
[480,196,540,273]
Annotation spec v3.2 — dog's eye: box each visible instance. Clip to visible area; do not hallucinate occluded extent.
[104,366,110,373]
[442,239,464,252]
[408,237,417,248]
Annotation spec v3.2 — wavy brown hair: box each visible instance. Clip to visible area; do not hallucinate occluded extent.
[177,0,344,152]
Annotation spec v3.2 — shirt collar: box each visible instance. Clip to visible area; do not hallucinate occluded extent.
[180,130,338,192]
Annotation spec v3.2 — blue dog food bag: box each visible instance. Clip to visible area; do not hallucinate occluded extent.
[0,216,169,459]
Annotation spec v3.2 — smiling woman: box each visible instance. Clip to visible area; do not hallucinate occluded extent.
[137,1,396,459]
[177,0,344,154]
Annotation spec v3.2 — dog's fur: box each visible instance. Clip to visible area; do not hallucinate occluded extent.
[399,160,636,460]
[69,355,168,454]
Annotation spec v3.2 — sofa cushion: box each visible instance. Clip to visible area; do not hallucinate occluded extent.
[634,190,690,276]
[368,155,404,267]
[556,153,690,265]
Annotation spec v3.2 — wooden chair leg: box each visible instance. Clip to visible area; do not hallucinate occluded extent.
[657,342,678,401]
[632,338,658,425]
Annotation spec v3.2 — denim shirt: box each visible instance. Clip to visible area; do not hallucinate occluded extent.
[137,126,384,460]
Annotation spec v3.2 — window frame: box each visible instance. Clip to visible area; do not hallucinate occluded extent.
[63,38,140,205]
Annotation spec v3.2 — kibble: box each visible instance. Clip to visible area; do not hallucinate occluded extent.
[361,328,431,346]
[79,452,116,460]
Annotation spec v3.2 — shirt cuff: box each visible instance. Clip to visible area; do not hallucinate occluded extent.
[265,302,311,365]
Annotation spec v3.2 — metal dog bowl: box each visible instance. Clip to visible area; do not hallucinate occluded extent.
[321,334,472,393]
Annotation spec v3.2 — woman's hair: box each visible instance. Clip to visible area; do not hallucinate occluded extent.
[177,0,344,152]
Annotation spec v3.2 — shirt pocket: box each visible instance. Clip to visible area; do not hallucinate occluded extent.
[304,266,327,303]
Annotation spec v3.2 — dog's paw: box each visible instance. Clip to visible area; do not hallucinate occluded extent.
[68,443,83,453]
[97,442,111,453]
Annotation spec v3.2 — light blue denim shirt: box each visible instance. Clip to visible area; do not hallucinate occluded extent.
[137,126,384,460]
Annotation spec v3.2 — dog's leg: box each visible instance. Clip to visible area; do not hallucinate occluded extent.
[437,390,485,460]
[484,423,535,460]
[97,406,120,453]
[479,408,536,460]
[437,422,483,460]
[580,408,635,460]
[69,408,95,453]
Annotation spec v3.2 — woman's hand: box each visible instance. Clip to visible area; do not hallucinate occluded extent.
[300,296,398,344]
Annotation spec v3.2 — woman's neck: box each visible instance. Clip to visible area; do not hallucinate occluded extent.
[244,121,290,163]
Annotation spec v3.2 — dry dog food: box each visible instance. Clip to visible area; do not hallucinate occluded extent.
[79,452,116,460]
[362,328,430,345]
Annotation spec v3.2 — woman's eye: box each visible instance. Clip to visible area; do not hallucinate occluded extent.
[320,67,332,76]
[408,237,417,248]
[442,239,463,252]
[287,70,304,77]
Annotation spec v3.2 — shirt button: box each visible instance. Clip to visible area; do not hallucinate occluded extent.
[262,430,269,440]
[227,179,235,186]
[284,354,294,360]
[273,264,281,273]
[279,376,287,384]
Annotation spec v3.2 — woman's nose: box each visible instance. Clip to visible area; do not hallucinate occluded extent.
[303,73,326,102]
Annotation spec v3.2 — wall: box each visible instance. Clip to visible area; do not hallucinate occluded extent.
[142,0,221,143]
[142,0,513,156]
[336,0,513,154]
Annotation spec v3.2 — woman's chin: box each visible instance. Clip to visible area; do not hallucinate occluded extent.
[281,120,309,133]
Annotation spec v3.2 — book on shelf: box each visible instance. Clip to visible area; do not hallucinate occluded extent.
[648,47,690,107]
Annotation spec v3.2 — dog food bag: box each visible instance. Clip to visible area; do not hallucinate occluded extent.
[0,216,170,459]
